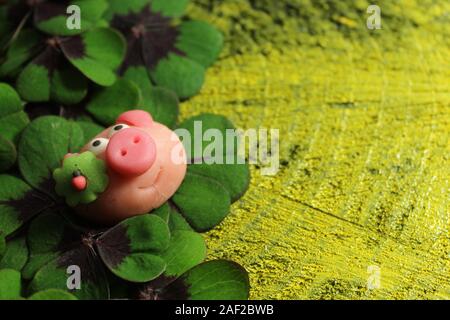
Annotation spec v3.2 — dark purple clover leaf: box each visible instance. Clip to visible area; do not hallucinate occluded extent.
[27,213,110,299]
[138,260,250,300]
[18,116,85,196]
[170,114,250,232]
[108,2,223,99]
[86,74,179,128]
[97,214,170,283]
[0,174,53,237]
[0,235,28,271]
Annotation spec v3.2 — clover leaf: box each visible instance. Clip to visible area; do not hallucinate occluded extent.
[153,202,193,233]
[63,27,126,86]
[0,236,4,260]
[1,116,86,236]
[27,213,110,299]
[0,268,22,299]
[137,260,250,300]
[0,269,77,301]
[0,83,30,143]
[159,230,206,278]
[0,30,42,78]
[86,75,179,128]
[0,0,250,301]
[28,289,78,300]
[86,78,141,125]
[27,213,174,298]
[0,135,16,173]
[33,0,108,36]
[16,53,89,105]
[170,114,250,232]
[18,116,85,195]
[0,174,53,237]
[122,67,179,128]
[172,173,230,232]
[107,1,223,99]
[97,215,170,282]
[4,0,107,37]
[0,267,77,300]
[76,121,105,144]
[53,151,109,207]
[0,236,28,272]
[150,0,190,18]
[23,213,79,280]
[0,84,28,172]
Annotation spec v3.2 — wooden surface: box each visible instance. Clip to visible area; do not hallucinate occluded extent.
[182,0,450,299]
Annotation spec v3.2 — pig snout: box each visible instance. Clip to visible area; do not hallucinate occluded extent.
[105,127,156,176]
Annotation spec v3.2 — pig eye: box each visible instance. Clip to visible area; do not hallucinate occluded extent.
[108,124,129,137]
[87,138,109,155]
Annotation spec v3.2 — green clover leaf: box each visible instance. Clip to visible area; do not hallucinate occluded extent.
[136,260,250,300]
[170,114,250,232]
[107,1,223,99]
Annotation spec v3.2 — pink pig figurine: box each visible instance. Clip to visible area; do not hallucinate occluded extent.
[72,110,186,225]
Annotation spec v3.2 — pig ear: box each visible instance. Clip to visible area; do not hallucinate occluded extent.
[116,110,153,127]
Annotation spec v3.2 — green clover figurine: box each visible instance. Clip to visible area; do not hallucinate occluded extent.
[53,151,109,207]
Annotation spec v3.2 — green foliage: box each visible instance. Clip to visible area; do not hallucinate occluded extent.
[0,0,250,301]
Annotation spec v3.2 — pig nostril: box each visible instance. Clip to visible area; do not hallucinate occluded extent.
[133,136,141,144]
[121,149,127,156]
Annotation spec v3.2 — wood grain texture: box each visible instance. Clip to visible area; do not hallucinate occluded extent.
[183,0,450,299]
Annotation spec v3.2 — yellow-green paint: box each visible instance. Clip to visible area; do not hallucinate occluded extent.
[183,1,450,299]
